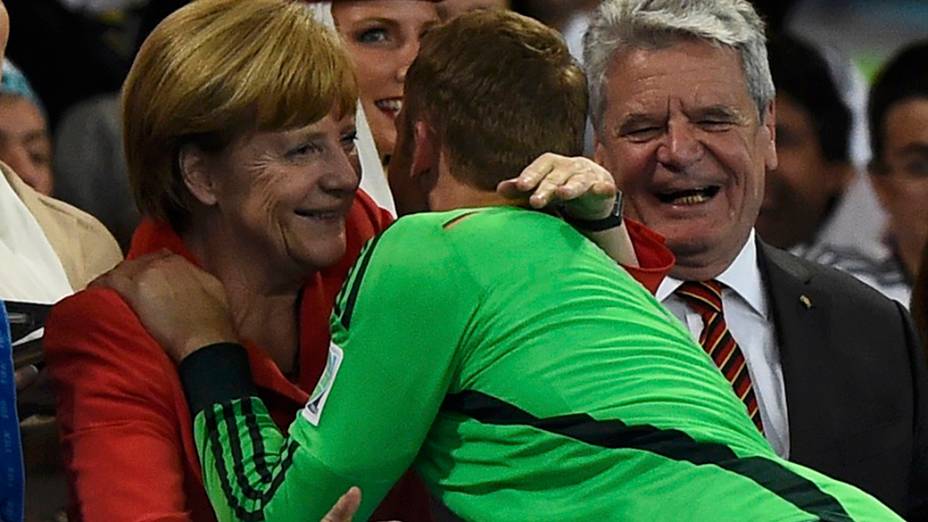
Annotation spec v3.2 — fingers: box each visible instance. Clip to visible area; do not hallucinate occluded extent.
[500,154,616,209]
[554,173,596,201]
[557,179,617,201]
[529,165,577,208]
[495,179,526,199]
[321,487,362,522]
[512,152,558,192]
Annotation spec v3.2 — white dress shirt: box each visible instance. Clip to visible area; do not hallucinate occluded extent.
[656,230,790,458]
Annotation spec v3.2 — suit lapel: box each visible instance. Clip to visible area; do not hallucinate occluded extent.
[758,242,841,462]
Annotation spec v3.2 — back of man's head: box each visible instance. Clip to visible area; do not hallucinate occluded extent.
[868,39,928,166]
[403,9,587,191]
[768,33,851,164]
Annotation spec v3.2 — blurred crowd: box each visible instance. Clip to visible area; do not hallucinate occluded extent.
[1,0,927,521]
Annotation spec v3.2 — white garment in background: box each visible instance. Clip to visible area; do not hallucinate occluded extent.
[656,231,791,458]
[306,2,397,216]
[0,174,72,303]
[810,172,888,259]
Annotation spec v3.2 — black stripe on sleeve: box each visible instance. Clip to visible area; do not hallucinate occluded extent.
[240,398,273,486]
[202,399,303,521]
[221,402,266,501]
[443,391,854,521]
[340,233,384,330]
[204,405,266,522]
[179,342,257,416]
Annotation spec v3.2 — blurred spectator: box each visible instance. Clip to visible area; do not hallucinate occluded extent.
[1,100,121,522]
[331,1,440,166]
[868,40,928,288]
[807,40,928,305]
[53,94,138,250]
[0,60,52,196]
[0,2,122,521]
[757,33,854,251]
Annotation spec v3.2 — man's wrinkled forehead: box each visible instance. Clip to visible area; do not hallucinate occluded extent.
[604,42,752,112]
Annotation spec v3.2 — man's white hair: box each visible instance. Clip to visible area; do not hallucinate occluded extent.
[583,0,775,131]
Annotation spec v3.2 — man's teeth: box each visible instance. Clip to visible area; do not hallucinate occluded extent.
[375,99,402,112]
[657,187,718,205]
[673,194,709,205]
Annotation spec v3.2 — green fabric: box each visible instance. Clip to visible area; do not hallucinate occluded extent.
[195,207,900,521]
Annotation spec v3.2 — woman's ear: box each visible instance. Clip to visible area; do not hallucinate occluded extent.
[179,144,219,206]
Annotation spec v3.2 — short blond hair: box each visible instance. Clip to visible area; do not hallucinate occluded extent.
[123,0,358,228]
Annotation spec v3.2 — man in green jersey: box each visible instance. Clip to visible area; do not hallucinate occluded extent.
[108,8,898,522]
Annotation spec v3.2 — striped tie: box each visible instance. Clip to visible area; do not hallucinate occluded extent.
[676,280,764,434]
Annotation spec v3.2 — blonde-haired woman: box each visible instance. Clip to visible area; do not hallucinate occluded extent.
[44,1,430,519]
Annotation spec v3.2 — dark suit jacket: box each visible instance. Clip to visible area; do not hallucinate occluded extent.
[759,242,928,519]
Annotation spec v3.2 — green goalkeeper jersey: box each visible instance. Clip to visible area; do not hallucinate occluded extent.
[187,206,899,521]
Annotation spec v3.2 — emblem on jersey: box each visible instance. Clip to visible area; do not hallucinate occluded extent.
[302,342,344,426]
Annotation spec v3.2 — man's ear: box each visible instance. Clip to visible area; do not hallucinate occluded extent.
[762,99,778,171]
[410,120,437,180]
[178,144,219,206]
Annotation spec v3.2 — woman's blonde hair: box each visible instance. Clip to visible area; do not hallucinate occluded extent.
[123,0,358,228]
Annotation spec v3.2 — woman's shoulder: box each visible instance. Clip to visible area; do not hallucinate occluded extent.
[45,285,177,378]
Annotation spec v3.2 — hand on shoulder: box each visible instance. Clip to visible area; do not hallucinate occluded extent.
[93,251,238,362]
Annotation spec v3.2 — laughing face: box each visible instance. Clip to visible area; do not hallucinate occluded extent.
[332,0,439,165]
[595,40,777,280]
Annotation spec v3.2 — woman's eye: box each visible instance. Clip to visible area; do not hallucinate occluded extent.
[340,131,358,150]
[288,143,321,158]
[357,28,389,44]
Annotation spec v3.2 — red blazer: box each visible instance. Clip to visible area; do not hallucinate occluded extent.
[45,195,672,521]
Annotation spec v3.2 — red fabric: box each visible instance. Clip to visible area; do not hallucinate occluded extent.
[622,218,675,295]
[45,190,431,522]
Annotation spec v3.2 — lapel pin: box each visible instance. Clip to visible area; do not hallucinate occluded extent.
[799,295,813,309]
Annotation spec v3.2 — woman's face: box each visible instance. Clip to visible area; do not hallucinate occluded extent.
[332,0,439,164]
[204,111,360,277]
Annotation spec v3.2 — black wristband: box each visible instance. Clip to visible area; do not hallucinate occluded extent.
[179,342,257,417]
[564,195,624,232]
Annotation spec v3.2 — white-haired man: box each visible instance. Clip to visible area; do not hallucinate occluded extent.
[585,0,928,517]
